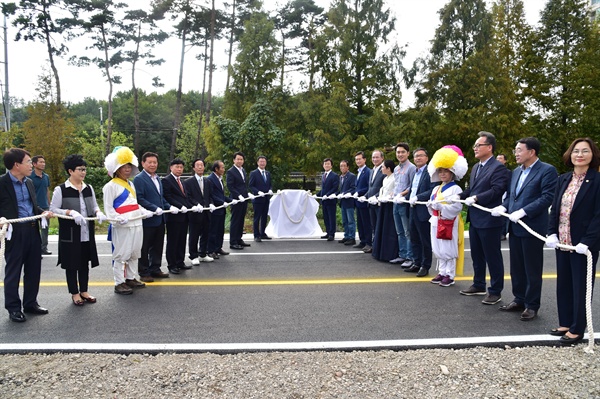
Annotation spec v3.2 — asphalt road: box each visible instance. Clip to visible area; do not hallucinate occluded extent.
[0,233,598,352]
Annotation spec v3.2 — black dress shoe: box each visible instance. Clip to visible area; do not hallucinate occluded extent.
[327,236,334,241]
[41,249,52,255]
[218,249,230,255]
[520,308,537,321]
[254,237,262,242]
[230,244,244,250]
[549,328,569,336]
[344,239,356,246]
[404,265,420,273]
[151,271,170,278]
[208,252,220,259]
[321,234,328,239]
[499,301,525,312]
[560,334,584,345]
[240,241,251,247]
[23,305,49,315]
[169,268,181,274]
[338,238,348,243]
[9,311,26,322]
[261,235,272,240]
[352,243,366,249]
[179,264,193,270]
[362,245,372,253]
[416,267,429,277]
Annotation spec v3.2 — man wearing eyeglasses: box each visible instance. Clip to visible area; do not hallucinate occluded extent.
[453,131,510,305]
[0,148,53,322]
[491,137,557,321]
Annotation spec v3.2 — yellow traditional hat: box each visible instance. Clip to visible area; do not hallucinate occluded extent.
[428,145,468,182]
[104,146,139,178]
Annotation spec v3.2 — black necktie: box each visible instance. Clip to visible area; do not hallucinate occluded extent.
[475,163,483,179]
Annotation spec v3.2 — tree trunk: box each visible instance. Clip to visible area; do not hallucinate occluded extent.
[206,0,215,131]
[42,3,60,105]
[225,0,237,92]
[101,25,113,157]
[195,33,209,159]
[171,25,187,162]
[132,20,142,157]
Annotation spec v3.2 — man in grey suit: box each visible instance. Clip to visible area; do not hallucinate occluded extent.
[491,137,557,321]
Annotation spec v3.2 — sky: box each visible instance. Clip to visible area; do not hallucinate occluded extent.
[1,0,549,110]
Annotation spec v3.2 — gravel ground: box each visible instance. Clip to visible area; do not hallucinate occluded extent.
[0,345,598,398]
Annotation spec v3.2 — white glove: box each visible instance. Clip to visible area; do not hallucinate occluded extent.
[509,209,526,223]
[238,195,245,202]
[258,191,265,196]
[96,211,107,224]
[379,196,389,203]
[430,201,442,211]
[575,243,589,255]
[445,194,460,204]
[6,223,12,240]
[545,234,559,249]
[230,199,239,205]
[392,194,405,204]
[491,205,506,217]
[368,196,379,205]
[248,193,256,200]
[143,210,154,219]
[357,196,367,203]
[209,204,217,212]
[464,196,477,206]
[169,206,179,215]
[409,197,418,206]
[268,190,274,195]
[41,211,52,229]
[116,216,128,225]
[70,210,85,226]
[180,206,189,214]
[155,208,163,216]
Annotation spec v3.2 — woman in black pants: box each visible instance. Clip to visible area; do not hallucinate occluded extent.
[50,155,106,305]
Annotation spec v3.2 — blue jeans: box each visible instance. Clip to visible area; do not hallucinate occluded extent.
[341,206,356,239]
[393,203,413,259]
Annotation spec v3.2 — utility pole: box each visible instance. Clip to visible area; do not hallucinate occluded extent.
[99,106,103,139]
[2,15,9,132]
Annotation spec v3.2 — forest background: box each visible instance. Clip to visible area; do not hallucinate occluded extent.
[1,0,599,193]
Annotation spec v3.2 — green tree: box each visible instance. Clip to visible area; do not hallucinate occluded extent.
[522,0,600,167]
[66,0,129,156]
[223,9,280,121]
[318,0,404,137]
[3,0,69,105]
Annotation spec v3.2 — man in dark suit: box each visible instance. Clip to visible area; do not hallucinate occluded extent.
[184,158,214,264]
[134,152,172,282]
[363,150,385,253]
[353,151,372,249]
[318,158,339,241]
[338,160,357,245]
[248,156,273,242]
[491,137,557,321]
[456,131,510,305]
[227,152,250,250]
[0,148,53,322]
[407,148,437,277]
[207,160,231,259]
[162,158,192,274]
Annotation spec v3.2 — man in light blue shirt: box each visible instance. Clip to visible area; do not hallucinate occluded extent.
[390,143,416,267]
[30,155,51,255]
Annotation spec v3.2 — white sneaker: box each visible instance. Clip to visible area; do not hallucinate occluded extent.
[191,258,200,265]
[200,255,214,263]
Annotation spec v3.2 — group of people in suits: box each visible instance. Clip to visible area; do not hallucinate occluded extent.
[2,135,599,346]
[133,151,274,283]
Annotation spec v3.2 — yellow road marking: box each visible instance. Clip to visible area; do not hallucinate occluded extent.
[4,273,590,287]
